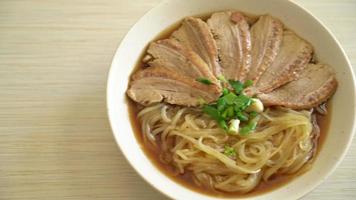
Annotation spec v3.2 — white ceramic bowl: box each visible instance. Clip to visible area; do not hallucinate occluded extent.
[107,0,356,199]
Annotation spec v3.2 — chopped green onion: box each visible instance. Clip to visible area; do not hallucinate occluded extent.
[233,95,252,111]
[203,105,221,121]
[246,98,264,113]
[222,88,229,96]
[228,119,240,135]
[222,92,238,105]
[250,121,257,129]
[243,79,253,88]
[236,112,249,121]
[221,109,228,119]
[224,145,236,157]
[249,111,258,118]
[240,121,257,135]
[196,77,212,85]
[226,106,234,118]
[217,75,227,83]
[217,98,227,112]
[229,80,244,94]
[218,120,228,130]
[203,105,227,130]
[202,80,261,134]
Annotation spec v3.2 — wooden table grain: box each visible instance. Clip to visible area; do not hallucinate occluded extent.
[0,0,355,199]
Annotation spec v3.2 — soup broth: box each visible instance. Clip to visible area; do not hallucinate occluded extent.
[126,12,333,197]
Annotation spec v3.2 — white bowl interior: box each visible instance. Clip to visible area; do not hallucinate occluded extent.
[107,0,356,199]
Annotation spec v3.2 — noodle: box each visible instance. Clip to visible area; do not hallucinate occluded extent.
[137,103,315,193]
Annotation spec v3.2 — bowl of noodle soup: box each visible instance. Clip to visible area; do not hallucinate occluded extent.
[107,0,356,199]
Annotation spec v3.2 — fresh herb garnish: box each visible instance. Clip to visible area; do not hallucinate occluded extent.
[217,98,227,112]
[228,119,240,135]
[224,145,236,157]
[226,106,234,118]
[233,95,252,111]
[203,105,222,121]
[218,120,228,130]
[236,111,248,121]
[217,75,227,83]
[243,79,253,88]
[229,80,244,94]
[202,79,262,135]
[202,105,227,130]
[196,77,212,85]
[239,121,257,135]
[222,92,238,105]
[222,88,229,95]
[249,111,258,118]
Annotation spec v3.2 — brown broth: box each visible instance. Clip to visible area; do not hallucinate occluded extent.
[126,13,332,198]
[128,98,331,198]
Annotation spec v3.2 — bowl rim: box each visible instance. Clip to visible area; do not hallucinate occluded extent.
[106,0,356,199]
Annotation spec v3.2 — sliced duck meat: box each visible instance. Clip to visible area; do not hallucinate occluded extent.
[246,15,283,84]
[258,63,337,109]
[255,30,313,93]
[147,39,218,84]
[207,11,252,81]
[172,17,221,77]
[127,66,222,106]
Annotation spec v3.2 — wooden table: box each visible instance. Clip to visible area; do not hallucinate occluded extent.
[0,0,355,199]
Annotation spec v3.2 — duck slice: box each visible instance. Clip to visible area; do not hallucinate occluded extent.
[246,15,283,84]
[147,39,218,84]
[256,30,313,93]
[207,11,251,81]
[172,17,221,77]
[127,66,222,106]
[258,63,337,109]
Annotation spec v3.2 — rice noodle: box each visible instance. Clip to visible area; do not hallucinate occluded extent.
[138,103,316,193]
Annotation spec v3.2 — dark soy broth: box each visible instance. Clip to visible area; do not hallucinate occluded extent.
[126,13,332,198]
[128,99,331,198]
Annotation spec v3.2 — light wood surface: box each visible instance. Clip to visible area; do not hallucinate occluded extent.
[0,0,355,199]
